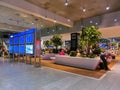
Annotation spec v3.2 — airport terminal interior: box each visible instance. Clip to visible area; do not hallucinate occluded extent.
[0,0,120,90]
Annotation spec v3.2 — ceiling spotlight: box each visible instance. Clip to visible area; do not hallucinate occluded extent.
[106,6,110,10]
[67,19,71,22]
[64,0,69,6]
[10,35,13,38]
[95,22,98,25]
[52,29,55,32]
[54,20,56,23]
[90,20,93,23]
[59,27,62,30]
[82,8,86,12]
[114,19,117,22]
[32,21,34,25]
[41,25,43,27]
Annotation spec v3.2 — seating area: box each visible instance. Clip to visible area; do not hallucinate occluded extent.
[54,55,101,70]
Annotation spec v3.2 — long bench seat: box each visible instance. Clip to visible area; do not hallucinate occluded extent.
[54,55,100,70]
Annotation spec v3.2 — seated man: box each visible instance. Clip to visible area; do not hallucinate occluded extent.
[100,52,111,71]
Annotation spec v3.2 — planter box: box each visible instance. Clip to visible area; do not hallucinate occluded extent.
[41,53,55,60]
[54,55,100,70]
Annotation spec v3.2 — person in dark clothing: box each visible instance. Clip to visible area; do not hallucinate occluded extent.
[100,53,111,71]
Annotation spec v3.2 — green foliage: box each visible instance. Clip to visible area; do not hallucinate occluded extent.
[79,25,101,53]
[50,34,63,49]
[43,40,51,48]
[69,51,77,57]
[87,54,96,58]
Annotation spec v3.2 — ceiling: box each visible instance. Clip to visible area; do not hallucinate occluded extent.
[26,0,120,21]
[0,0,120,33]
[0,5,58,32]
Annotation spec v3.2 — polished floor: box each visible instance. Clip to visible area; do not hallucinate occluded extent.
[0,57,120,90]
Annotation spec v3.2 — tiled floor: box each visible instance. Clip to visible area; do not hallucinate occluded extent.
[0,58,120,90]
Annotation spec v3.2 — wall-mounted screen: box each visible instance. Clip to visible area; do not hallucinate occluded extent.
[19,45,25,54]
[9,45,13,53]
[14,37,19,44]
[19,36,25,44]
[13,45,19,53]
[26,34,34,44]
[9,38,13,45]
[26,45,33,54]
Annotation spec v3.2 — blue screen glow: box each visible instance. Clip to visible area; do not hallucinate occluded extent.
[19,36,24,44]
[19,45,25,54]
[26,45,33,54]
[9,46,13,53]
[26,34,34,44]
[13,46,19,53]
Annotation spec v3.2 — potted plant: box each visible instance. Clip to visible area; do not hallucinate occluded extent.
[79,25,101,57]
[69,51,77,57]
[50,34,63,53]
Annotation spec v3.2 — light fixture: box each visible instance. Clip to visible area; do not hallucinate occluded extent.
[90,20,93,23]
[54,20,56,23]
[41,25,43,27]
[52,29,55,32]
[106,5,110,10]
[67,19,71,22]
[105,0,110,11]
[95,22,98,25]
[32,22,34,25]
[114,19,117,22]
[64,0,69,6]
[82,8,86,12]
[10,35,13,38]
[59,27,62,30]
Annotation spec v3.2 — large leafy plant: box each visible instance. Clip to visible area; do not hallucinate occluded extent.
[79,26,101,55]
[50,34,63,50]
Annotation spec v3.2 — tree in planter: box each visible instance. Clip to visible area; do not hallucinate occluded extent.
[79,26,101,56]
[50,34,63,53]
[43,40,51,49]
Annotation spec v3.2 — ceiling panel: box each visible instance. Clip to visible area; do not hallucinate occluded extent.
[26,0,120,21]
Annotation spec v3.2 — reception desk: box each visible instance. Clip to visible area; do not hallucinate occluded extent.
[54,55,100,70]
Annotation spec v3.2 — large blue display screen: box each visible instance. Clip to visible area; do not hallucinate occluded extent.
[13,46,19,53]
[9,46,13,53]
[26,34,34,44]
[19,36,24,44]
[19,45,25,54]
[14,37,19,44]
[26,45,33,54]
[9,38,13,45]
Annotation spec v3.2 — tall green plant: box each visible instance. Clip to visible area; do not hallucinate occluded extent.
[50,34,63,50]
[43,40,51,48]
[79,26,101,54]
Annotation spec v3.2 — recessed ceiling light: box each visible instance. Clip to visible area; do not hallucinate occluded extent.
[83,8,86,12]
[114,19,117,22]
[41,25,43,27]
[64,0,69,6]
[52,29,55,32]
[67,19,71,22]
[95,22,98,25]
[59,27,62,30]
[54,20,56,23]
[32,22,34,25]
[106,6,110,10]
[90,20,93,23]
